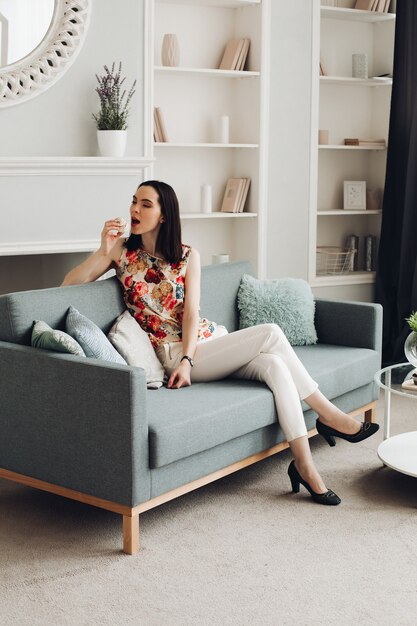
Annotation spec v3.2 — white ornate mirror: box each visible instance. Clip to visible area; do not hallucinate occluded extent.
[0,0,91,107]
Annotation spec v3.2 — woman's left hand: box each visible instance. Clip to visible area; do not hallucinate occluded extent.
[167,361,192,389]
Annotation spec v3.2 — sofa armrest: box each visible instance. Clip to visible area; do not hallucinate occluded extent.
[0,342,150,507]
[314,299,383,355]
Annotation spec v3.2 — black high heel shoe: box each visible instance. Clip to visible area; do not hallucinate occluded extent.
[287,460,341,506]
[316,419,379,447]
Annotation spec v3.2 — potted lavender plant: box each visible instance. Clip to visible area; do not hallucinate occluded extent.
[93,62,136,157]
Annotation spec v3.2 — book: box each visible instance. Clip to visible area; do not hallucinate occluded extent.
[376,0,386,11]
[154,107,169,142]
[359,140,386,148]
[236,39,250,71]
[344,138,386,147]
[220,178,246,212]
[219,38,245,71]
[219,177,251,213]
[237,177,251,213]
[153,108,163,142]
[354,0,374,9]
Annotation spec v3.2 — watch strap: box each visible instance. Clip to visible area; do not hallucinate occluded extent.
[180,355,194,367]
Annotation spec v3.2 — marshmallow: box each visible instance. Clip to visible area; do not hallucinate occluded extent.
[115,217,127,232]
[109,217,128,237]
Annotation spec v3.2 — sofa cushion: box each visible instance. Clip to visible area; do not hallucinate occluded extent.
[31,320,86,357]
[200,261,252,333]
[0,263,252,346]
[147,379,276,468]
[237,274,317,346]
[66,306,126,364]
[107,310,165,388]
[147,343,379,469]
[294,343,380,402]
[0,276,126,345]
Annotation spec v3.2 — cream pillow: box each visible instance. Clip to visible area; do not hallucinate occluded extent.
[108,310,165,389]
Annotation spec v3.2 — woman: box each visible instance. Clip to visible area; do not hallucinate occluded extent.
[63,180,379,505]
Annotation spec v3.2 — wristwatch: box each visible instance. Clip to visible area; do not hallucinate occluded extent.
[180,355,194,367]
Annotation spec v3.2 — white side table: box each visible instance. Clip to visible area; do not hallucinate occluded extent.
[374,363,417,478]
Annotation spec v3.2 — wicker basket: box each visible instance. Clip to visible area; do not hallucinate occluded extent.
[316,247,356,275]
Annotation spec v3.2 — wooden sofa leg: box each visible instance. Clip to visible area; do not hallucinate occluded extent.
[123,513,140,555]
[364,403,377,423]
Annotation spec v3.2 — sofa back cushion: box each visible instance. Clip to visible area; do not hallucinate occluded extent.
[0,277,126,345]
[0,260,252,345]
[200,261,252,333]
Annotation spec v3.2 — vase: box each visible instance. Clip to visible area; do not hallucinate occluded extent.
[352,53,368,79]
[161,34,180,67]
[404,331,417,367]
[97,130,127,157]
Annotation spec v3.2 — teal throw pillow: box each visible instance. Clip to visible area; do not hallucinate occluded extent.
[66,306,127,364]
[31,320,86,356]
[237,274,318,346]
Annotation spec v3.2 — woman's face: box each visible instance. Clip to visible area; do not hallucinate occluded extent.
[130,185,163,236]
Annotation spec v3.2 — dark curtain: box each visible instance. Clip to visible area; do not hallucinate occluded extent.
[375,0,417,366]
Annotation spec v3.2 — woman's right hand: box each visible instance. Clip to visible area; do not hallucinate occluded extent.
[99,218,127,257]
[62,217,127,286]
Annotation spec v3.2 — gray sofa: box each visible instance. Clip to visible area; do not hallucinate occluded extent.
[0,261,382,554]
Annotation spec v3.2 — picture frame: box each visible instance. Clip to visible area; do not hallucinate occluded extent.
[343,181,367,210]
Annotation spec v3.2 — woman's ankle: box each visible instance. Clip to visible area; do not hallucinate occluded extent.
[296,462,327,493]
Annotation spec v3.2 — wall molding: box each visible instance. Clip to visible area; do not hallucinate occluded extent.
[0,157,154,176]
[0,239,100,257]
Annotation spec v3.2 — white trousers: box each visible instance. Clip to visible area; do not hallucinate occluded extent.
[156,323,318,442]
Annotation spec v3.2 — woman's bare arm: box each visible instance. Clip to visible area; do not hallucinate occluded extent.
[61,219,125,285]
[167,248,201,389]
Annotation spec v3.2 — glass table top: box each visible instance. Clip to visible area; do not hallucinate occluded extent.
[374,362,417,399]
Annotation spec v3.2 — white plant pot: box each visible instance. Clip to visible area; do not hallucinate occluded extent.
[97,130,127,157]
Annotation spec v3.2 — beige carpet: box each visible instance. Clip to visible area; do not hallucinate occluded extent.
[1,394,416,626]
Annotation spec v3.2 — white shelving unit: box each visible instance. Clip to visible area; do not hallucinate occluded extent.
[309,4,395,294]
[149,0,270,273]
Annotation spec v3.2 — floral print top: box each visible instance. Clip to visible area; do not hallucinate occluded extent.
[116,244,218,348]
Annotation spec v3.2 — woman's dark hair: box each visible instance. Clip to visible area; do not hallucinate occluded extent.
[124,180,183,264]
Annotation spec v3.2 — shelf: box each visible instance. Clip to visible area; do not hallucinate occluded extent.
[312,271,376,287]
[154,66,260,78]
[320,7,395,23]
[317,210,382,216]
[153,0,266,276]
[320,76,392,87]
[0,157,154,176]
[154,142,259,149]
[312,4,394,297]
[180,212,257,219]
[319,144,386,151]
[156,0,260,7]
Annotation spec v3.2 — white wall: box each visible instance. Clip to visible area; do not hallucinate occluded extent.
[266,0,315,280]
[0,0,145,293]
[0,0,144,157]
